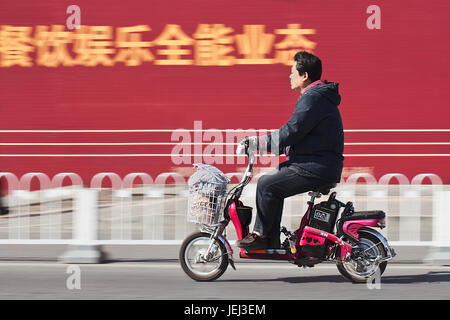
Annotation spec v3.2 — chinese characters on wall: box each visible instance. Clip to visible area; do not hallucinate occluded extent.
[0,24,316,67]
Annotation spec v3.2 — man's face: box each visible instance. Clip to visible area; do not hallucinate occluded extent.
[290,62,306,93]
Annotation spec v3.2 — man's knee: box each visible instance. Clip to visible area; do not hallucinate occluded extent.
[256,175,269,189]
[256,174,276,196]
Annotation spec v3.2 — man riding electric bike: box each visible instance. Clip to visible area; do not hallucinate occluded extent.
[236,51,344,251]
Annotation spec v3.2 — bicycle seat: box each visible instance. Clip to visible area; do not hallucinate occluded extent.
[311,183,337,195]
[340,210,385,222]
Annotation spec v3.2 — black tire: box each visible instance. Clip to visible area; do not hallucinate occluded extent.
[336,233,388,283]
[179,232,229,281]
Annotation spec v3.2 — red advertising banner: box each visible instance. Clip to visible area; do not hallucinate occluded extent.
[0,0,449,185]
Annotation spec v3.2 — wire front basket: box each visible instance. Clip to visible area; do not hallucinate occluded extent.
[187,164,230,226]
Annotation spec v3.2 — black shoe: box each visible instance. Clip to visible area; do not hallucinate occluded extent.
[236,233,269,250]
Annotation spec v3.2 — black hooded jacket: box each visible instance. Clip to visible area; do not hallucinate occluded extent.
[264,81,344,182]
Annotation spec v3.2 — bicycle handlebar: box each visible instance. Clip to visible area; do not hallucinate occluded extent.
[236,137,256,187]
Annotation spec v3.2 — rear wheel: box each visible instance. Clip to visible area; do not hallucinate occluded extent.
[336,233,387,283]
[179,232,229,281]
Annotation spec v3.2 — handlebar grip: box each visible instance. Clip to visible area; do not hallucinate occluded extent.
[243,137,250,148]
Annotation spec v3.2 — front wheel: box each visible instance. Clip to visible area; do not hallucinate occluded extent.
[179,232,229,281]
[336,233,388,283]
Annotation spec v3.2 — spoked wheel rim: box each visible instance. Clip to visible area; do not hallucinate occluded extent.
[342,237,382,280]
[184,236,224,277]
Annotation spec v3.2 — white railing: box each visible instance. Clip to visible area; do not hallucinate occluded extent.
[0,172,449,263]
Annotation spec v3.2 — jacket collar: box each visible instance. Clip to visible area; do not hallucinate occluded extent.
[303,80,328,94]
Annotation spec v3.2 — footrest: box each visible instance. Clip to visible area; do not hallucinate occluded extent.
[245,249,287,255]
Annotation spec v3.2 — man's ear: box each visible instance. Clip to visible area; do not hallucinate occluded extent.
[301,71,309,82]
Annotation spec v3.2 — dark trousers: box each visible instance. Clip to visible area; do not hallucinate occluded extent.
[253,161,330,242]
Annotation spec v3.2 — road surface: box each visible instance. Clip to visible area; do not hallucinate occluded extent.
[0,261,449,300]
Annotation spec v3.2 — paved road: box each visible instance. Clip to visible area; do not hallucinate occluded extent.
[0,261,449,300]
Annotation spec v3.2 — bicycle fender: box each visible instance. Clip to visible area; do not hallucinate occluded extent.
[217,234,236,270]
[358,227,396,260]
[202,231,235,270]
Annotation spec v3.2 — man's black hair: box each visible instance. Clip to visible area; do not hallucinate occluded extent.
[294,51,322,82]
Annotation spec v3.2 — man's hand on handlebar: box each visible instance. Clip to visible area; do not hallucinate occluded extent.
[236,136,259,156]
